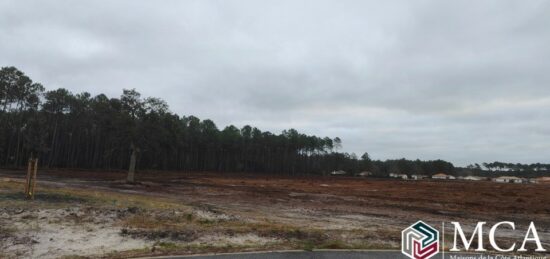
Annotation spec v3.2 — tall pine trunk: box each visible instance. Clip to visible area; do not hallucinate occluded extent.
[127,142,137,183]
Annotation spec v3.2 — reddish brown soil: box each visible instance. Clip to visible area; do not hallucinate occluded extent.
[2,169,550,232]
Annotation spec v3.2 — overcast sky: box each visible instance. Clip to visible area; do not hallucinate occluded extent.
[1,0,549,166]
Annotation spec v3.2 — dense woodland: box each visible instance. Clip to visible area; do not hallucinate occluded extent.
[10,66,547,179]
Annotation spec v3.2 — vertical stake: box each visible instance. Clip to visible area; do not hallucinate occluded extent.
[25,159,32,198]
[31,159,38,200]
[25,158,38,200]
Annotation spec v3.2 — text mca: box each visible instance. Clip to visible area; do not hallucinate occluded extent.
[449,221,546,252]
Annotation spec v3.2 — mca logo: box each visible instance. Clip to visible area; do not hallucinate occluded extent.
[402,221,439,259]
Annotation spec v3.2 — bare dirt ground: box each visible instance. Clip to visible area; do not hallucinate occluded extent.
[1,169,549,258]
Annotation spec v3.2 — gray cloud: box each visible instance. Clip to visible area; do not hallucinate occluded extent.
[1,0,549,166]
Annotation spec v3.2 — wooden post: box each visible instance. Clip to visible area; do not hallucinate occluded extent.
[25,158,38,200]
[31,159,38,199]
[24,159,32,197]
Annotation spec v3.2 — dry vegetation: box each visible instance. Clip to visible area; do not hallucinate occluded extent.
[1,169,549,258]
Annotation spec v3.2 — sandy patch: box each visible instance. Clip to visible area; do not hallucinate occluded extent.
[1,208,151,258]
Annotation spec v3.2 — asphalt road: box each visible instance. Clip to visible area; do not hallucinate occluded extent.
[144,250,487,259]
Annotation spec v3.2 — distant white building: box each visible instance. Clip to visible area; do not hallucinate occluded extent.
[432,173,455,180]
[493,176,525,183]
[358,171,373,177]
[389,173,408,180]
[331,170,347,175]
[531,177,550,184]
[411,174,428,180]
[462,176,487,181]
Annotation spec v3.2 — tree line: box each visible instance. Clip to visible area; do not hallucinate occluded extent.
[1,66,458,180]
[461,162,549,178]
[466,162,550,172]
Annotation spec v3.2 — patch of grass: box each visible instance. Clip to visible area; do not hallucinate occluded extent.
[103,243,268,259]
[317,240,349,249]
[294,238,394,251]
[0,192,88,204]
[0,180,22,191]
[198,218,215,225]
[0,179,193,211]
[301,240,315,251]
[0,181,94,209]
[254,224,328,243]
[60,256,90,259]
[156,241,179,249]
